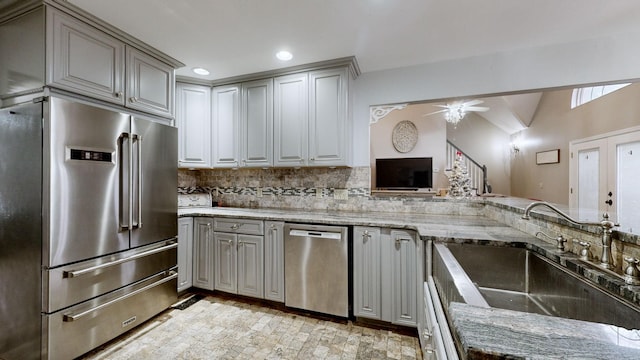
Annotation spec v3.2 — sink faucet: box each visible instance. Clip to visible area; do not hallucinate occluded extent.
[522,201,619,269]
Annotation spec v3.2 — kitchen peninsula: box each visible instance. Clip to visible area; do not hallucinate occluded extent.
[178,196,640,358]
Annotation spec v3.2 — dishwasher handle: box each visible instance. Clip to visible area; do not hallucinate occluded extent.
[288,229,342,240]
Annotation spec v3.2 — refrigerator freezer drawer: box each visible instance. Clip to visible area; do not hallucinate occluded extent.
[43,269,177,360]
[43,239,177,312]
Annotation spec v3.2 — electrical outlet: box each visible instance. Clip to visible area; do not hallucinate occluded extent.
[256,188,263,197]
[334,189,348,200]
[315,188,323,198]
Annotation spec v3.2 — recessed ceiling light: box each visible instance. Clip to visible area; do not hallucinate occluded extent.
[276,51,293,61]
[192,67,210,76]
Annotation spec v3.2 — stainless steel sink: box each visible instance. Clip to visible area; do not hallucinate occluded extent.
[433,243,640,330]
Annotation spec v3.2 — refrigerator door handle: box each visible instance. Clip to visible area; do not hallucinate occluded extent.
[62,269,178,322]
[62,239,177,278]
[118,132,131,231]
[132,134,142,229]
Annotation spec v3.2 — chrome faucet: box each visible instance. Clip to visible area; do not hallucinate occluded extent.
[522,201,619,269]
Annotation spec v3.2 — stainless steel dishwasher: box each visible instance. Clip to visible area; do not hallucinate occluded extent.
[284,224,349,317]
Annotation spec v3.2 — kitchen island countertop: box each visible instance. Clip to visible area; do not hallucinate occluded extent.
[178,206,640,359]
[179,206,537,244]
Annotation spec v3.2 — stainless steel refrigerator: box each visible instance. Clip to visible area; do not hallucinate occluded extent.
[0,96,178,360]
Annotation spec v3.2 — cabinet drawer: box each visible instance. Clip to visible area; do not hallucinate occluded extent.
[214,217,264,235]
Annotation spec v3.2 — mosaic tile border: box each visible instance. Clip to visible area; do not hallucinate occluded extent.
[178,186,370,197]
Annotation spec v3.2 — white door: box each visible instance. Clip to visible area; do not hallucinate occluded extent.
[569,139,607,222]
[608,132,640,233]
[570,127,640,232]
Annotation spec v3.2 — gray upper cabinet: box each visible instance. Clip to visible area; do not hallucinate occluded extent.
[274,73,308,166]
[126,46,174,118]
[241,78,273,167]
[308,67,349,166]
[47,7,125,104]
[353,226,382,319]
[274,67,351,167]
[264,221,285,302]
[46,7,176,118]
[176,82,211,168]
[178,217,194,292]
[212,84,241,167]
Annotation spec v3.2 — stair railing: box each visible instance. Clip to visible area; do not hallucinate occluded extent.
[446,140,490,195]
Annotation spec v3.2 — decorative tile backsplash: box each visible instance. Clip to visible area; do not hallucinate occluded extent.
[177,166,482,215]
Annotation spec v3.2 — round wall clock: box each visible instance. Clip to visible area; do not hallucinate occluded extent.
[392,120,418,153]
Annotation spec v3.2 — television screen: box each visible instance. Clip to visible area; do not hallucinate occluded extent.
[375,157,433,190]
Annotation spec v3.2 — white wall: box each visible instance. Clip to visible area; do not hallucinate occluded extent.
[352,31,640,166]
[370,103,447,189]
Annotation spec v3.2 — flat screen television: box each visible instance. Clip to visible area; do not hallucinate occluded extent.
[375,157,433,190]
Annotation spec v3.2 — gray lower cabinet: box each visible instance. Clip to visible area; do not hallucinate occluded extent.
[354,226,381,319]
[193,217,215,290]
[264,221,285,302]
[390,229,418,326]
[353,226,420,327]
[177,217,194,292]
[214,231,237,293]
[213,218,265,299]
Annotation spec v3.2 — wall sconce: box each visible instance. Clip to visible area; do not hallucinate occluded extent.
[510,142,520,154]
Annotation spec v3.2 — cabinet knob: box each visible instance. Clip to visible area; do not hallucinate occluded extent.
[270,224,276,229]
[129,96,138,103]
[231,224,239,230]
[115,92,123,98]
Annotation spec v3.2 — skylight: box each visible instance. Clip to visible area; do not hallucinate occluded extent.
[571,83,630,109]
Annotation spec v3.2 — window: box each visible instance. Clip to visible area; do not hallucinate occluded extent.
[571,83,630,109]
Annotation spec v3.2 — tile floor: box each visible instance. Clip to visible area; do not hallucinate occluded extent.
[83,294,423,360]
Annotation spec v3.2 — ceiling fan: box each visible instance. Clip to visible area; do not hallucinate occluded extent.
[423,99,489,126]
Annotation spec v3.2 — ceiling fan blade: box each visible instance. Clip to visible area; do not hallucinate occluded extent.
[433,104,450,109]
[466,106,490,112]
[464,99,484,107]
[423,109,447,116]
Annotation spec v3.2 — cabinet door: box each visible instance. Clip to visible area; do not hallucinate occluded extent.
[214,232,237,293]
[241,79,273,167]
[237,234,264,298]
[274,73,308,166]
[308,68,349,166]
[192,218,214,290]
[126,46,174,118]
[264,221,284,302]
[47,7,125,104]
[177,217,194,292]
[353,226,381,319]
[176,83,211,168]
[212,84,241,167]
[391,229,417,326]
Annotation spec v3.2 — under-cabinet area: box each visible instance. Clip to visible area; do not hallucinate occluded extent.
[177,214,422,330]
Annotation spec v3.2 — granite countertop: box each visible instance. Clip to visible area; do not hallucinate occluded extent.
[179,205,640,359]
[178,206,537,243]
[449,302,640,360]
